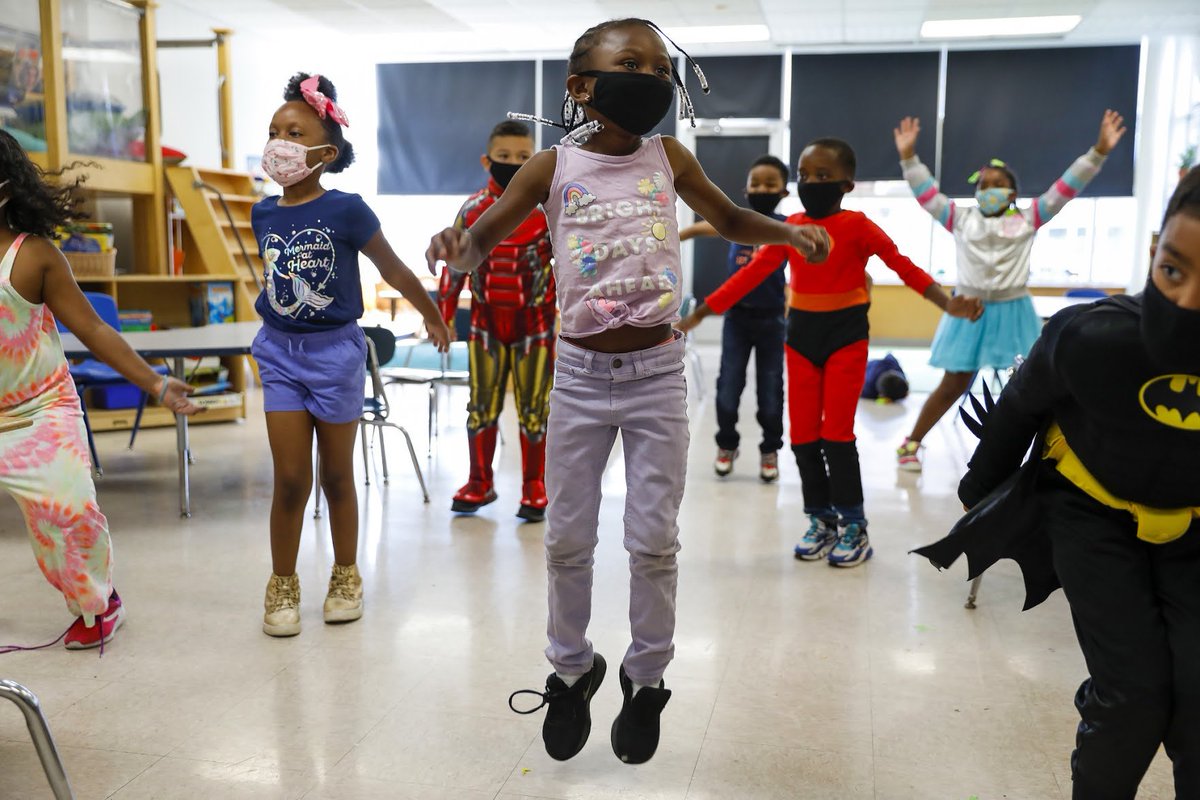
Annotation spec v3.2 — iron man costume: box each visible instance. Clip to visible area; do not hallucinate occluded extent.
[439,176,556,521]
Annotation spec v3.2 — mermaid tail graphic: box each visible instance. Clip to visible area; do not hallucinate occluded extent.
[263,245,334,317]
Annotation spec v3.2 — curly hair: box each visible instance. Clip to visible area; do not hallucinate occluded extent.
[282,72,355,173]
[751,154,790,184]
[0,129,89,239]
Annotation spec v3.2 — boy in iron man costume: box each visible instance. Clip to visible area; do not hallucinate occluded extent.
[439,120,556,521]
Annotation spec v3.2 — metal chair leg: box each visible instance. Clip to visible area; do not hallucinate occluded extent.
[313,447,322,519]
[128,392,147,450]
[0,680,75,800]
[78,396,102,478]
[378,423,390,484]
[383,422,429,502]
[360,421,371,486]
[965,575,983,609]
[426,384,436,458]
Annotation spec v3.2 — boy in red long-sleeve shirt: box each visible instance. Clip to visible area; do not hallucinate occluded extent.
[680,138,981,566]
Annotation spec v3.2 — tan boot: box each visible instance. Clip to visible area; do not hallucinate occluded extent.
[324,563,363,624]
[263,573,301,637]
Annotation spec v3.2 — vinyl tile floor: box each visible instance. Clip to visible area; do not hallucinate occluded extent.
[0,344,1176,799]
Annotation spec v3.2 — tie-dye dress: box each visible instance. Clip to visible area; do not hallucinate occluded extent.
[0,233,112,625]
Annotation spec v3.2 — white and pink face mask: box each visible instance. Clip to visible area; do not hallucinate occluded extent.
[261,139,330,187]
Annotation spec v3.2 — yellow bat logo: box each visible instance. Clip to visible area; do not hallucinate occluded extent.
[1139,374,1200,430]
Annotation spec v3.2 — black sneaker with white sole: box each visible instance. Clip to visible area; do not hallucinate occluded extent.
[509,653,606,761]
[611,664,671,764]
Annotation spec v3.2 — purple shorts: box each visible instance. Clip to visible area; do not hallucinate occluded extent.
[251,322,366,424]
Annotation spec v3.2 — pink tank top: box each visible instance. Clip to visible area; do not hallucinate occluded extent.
[544,135,681,337]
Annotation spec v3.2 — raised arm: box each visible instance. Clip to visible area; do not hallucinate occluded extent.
[865,220,983,320]
[895,117,956,232]
[426,149,556,274]
[663,137,829,262]
[1030,110,1124,229]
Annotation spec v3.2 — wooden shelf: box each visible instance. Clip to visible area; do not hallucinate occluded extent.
[76,274,242,283]
[88,402,244,432]
[63,156,156,195]
[217,218,254,230]
[205,193,259,204]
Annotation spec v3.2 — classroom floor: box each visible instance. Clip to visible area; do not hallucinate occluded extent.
[0,343,1175,800]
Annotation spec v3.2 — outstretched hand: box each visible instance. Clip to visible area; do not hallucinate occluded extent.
[792,225,831,264]
[159,377,203,416]
[894,117,921,160]
[675,315,700,334]
[426,318,453,353]
[425,228,472,275]
[1095,109,1127,156]
[947,294,984,322]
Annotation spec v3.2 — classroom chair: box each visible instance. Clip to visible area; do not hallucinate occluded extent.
[0,680,73,799]
[57,292,168,476]
[679,294,706,399]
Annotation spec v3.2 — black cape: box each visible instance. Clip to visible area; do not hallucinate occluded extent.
[910,297,1142,611]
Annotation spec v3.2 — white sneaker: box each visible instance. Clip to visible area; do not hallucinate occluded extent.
[760,451,779,483]
[714,448,738,477]
[264,573,301,637]
[324,563,363,623]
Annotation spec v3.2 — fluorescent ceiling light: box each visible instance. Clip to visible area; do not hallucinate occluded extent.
[664,24,770,44]
[920,15,1082,39]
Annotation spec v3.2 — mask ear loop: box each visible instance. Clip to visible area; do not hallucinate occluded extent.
[640,20,709,128]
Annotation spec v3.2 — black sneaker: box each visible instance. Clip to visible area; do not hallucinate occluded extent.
[509,654,606,761]
[610,664,671,764]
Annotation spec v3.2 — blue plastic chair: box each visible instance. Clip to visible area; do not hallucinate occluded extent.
[1065,289,1108,299]
[57,292,168,475]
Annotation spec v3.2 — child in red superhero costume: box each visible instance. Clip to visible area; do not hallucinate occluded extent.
[439,120,556,521]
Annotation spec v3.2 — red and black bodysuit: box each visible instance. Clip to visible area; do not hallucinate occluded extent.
[439,176,556,520]
[705,209,936,525]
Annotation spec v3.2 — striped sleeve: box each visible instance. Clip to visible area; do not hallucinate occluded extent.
[901,156,955,232]
[1031,148,1107,229]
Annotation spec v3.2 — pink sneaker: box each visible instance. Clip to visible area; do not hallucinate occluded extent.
[896,438,923,473]
[64,591,125,650]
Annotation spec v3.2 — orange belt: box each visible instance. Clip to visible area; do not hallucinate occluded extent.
[788,287,870,313]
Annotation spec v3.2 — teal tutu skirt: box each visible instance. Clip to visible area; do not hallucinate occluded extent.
[929,294,1042,373]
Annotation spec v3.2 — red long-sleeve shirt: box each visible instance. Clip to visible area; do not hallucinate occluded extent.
[705,209,936,315]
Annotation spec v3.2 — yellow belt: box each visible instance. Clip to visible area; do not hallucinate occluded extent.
[1043,422,1198,544]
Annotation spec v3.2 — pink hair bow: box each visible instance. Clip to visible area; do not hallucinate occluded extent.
[299,75,349,127]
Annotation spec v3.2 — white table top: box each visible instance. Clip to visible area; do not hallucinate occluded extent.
[1030,295,1102,320]
[60,321,260,359]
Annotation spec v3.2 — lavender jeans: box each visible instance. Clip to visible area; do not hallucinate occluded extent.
[544,333,690,686]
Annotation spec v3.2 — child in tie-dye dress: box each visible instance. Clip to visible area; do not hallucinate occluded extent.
[0,131,199,651]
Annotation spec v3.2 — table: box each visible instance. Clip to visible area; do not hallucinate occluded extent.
[60,321,260,518]
[1031,294,1100,321]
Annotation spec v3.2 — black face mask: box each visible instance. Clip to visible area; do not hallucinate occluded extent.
[796,181,848,219]
[1141,276,1200,372]
[747,192,785,216]
[577,70,674,136]
[488,160,521,191]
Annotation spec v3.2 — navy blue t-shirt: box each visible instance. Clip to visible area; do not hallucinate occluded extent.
[727,211,787,311]
[252,190,381,333]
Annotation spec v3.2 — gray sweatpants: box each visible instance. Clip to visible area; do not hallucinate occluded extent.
[543,333,690,686]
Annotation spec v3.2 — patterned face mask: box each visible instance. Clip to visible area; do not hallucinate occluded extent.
[261,140,330,187]
[975,186,1014,216]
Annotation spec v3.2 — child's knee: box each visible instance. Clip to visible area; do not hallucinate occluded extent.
[318,467,355,503]
[274,469,313,506]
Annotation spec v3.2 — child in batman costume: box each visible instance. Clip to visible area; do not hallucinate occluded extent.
[914,167,1200,799]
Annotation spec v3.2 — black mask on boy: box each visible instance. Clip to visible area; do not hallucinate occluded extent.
[577,70,674,136]
[1141,276,1200,372]
[488,160,521,191]
[796,181,848,219]
[747,192,785,216]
